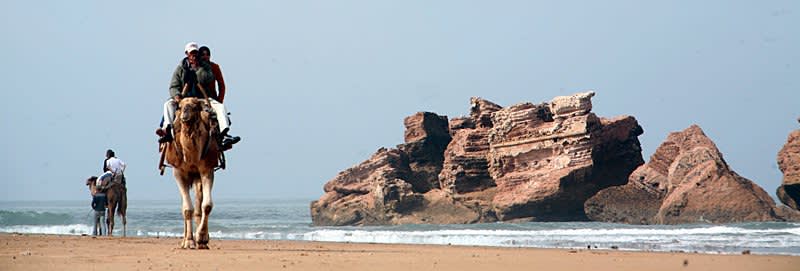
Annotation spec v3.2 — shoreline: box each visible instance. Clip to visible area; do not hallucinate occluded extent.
[1,231,792,256]
[2,233,798,271]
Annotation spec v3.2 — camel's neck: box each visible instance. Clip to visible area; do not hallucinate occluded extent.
[166,99,220,171]
[174,114,217,168]
[182,114,205,134]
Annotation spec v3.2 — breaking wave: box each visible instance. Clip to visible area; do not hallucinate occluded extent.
[2,200,799,255]
[0,210,77,226]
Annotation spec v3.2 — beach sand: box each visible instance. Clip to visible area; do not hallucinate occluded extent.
[1,233,797,271]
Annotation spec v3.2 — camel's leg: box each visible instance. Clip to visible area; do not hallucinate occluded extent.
[106,205,115,236]
[193,180,203,229]
[121,187,127,237]
[196,172,214,249]
[174,170,195,249]
[106,192,116,236]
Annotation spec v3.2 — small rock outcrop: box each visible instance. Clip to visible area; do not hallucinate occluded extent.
[311,91,645,225]
[586,125,785,224]
[777,125,800,210]
[310,147,483,226]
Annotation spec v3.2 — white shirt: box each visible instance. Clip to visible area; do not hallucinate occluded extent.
[106,157,126,175]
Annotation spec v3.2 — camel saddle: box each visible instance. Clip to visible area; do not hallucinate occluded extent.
[97,174,125,192]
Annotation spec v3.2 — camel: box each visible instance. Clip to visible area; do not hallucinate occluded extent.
[162,97,222,249]
[85,176,127,237]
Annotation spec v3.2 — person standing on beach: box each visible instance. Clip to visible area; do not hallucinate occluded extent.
[91,189,108,236]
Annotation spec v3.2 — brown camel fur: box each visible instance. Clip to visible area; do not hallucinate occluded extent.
[85,176,127,237]
[164,97,221,249]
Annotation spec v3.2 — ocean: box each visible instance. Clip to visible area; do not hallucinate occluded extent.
[1,199,799,255]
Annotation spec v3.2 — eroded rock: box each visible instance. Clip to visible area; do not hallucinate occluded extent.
[587,125,786,224]
[439,98,500,194]
[777,128,800,210]
[398,112,452,193]
[312,92,645,225]
[486,93,644,221]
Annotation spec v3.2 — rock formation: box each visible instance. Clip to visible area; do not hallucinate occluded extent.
[310,143,483,226]
[439,98,499,195]
[586,125,786,224]
[486,92,644,221]
[776,121,800,210]
[311,91,646,225]
[398,112,451,193]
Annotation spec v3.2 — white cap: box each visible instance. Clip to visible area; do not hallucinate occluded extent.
[184,42,199,54]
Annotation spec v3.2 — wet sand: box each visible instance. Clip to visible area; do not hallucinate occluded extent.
[1,233,797,271]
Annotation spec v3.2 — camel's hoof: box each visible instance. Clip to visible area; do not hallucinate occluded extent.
[197,238,209,250]
[179,240,196,249]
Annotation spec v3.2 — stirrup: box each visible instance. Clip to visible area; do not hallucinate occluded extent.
[215,150,226,171]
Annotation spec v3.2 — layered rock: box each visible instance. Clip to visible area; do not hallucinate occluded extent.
[586,125,785,224]
[398,112,451,193]
[487,92,644,221]
[439,98,499,194]
[311,148,412,226]
[310,112,483,226]
[777,123,800,210]
[310,147,482,226]
[311,92,646,225]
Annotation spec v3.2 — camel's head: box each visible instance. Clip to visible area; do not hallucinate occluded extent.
[166,97,219,170]
[86,176,98,194]
[178,98,204,124]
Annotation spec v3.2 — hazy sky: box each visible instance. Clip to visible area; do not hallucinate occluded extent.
[1,1,797,203]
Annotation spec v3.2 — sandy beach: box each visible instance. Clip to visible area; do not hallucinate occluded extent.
[1,233,797,271]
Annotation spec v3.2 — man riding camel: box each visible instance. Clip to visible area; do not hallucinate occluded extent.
[157,42,240,150]
[104,149,126,185]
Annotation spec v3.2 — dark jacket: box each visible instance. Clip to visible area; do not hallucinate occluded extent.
[169,58,217,100]
[102,157,109,173]
[92,193,108,212]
